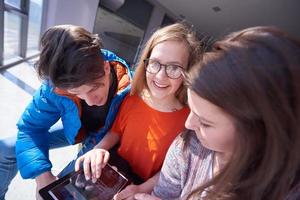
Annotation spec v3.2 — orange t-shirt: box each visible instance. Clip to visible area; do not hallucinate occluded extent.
[111,94,190,180]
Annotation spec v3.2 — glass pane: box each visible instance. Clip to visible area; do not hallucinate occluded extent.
[94,7,144,65]
[27,0,43,56]
[4,11,21,64]
[4,0,21,9]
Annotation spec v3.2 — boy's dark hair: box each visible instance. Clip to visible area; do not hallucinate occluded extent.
[36,24,104,89]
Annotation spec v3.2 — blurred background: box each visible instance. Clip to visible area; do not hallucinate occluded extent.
[1,0,299,69]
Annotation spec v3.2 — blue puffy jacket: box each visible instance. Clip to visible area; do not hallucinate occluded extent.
[16,49,132,179]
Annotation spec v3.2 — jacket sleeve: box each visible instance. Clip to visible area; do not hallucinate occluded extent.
[16,83,62,179]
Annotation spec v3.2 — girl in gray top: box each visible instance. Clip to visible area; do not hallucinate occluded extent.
[135,26,300,200]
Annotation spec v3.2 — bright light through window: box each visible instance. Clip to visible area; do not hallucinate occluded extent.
[27,0,43,56]
[4,11,21,64]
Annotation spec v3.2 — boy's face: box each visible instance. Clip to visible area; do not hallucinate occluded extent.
[67,62,111,106]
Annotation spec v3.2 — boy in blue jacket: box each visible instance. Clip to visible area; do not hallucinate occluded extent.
[0,25,132,199]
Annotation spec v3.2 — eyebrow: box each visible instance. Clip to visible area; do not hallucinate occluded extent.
[198,116,214,125]
[149,58,183,66]
[67,90,81,95]
[166,61,183,66]
[190,109,215,125]
[68,87,93,95]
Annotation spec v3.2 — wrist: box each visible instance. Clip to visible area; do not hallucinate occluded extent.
[138,179,156,194]
[94,143,106,149]
[35,171,56,187]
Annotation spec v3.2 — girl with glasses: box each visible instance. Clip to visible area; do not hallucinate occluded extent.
[74,22,202,199]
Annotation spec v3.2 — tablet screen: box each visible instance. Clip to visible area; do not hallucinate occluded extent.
[39,164,129,200]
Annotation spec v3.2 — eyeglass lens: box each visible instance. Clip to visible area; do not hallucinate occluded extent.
[146,60,183,79]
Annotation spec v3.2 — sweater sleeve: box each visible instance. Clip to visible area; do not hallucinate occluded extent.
[153,135,185,199]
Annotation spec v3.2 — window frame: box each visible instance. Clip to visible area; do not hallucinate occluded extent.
[0,0,45,69]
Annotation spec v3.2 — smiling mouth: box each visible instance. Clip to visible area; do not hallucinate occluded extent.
[153,81,168,88]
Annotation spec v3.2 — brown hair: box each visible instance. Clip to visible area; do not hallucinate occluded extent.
[186,26,300,199]
[130,22,202,104]
[36,24,104,89]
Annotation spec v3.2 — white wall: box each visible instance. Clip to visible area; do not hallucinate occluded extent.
[44,0,99,32]
[155,0,300,38]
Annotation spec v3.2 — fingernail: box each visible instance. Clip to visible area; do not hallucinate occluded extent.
[92,177,97,183]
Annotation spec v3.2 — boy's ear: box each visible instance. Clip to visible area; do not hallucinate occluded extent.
[104,61,110,75]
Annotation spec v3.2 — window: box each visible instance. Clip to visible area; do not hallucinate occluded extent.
[4,11,21,63]
[27,0,43,57]
[0,0,44,68]
[4,0,21,9]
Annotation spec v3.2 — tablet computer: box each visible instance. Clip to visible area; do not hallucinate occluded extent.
[39,164,130,200]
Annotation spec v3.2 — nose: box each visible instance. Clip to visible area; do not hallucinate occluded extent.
[81,93,98,106]
[185,112,198,131]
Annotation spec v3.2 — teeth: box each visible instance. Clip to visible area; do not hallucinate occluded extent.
[154,81,168,88]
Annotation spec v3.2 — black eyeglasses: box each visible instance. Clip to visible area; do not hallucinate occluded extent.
[143,59,184,79]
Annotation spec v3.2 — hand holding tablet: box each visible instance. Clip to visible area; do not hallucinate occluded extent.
[39,164,129,200]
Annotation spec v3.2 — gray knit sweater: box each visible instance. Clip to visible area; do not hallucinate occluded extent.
[153,131,213,200]
[153,131,300,200]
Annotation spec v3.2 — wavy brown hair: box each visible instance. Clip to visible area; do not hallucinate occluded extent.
[130,22,202,104]
[36,24,104,89]
[185,26,300,199]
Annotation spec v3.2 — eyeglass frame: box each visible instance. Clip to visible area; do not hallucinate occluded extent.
[143,58,184,79]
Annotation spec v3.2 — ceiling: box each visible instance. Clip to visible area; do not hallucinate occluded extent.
[155,0,300,38]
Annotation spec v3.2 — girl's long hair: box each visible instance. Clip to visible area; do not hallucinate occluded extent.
[185,26,300,200]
